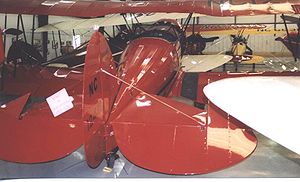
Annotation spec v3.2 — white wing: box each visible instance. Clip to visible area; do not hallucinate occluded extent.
[34,22,64,32]
[181,54,232,72]
[35,13,204,32]
[204,76,300,155]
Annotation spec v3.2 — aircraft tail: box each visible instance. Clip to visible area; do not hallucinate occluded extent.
[82,31,119,168]
[111,93,257,174]
[0,29,4,64]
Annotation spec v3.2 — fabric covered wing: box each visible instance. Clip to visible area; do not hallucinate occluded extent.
[181,55,232,72]
[111,93,257,174]
[0,1,299,18]
[204,76,300,155]
[0,93,83,163]
[35,13,204,32]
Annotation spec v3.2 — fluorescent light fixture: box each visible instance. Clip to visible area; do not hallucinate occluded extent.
[220,2,230,11]
[191,60,197,65]
[59,0,75,4]
[93,25,100,31]
[41,1,59,6]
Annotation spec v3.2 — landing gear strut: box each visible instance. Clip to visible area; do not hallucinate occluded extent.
[103,147,119,173]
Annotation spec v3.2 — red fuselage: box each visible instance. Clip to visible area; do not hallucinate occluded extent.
[110,37,180,120]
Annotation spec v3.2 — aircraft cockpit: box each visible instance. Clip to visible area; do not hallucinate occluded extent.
[138,19,186,55]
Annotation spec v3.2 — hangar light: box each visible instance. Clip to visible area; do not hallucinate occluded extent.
[220,2,230,11]
[41,1,59,6]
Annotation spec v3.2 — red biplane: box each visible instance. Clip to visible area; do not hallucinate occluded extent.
[0,0,300,175]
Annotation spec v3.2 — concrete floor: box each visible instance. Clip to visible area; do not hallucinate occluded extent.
[1,58,300,179]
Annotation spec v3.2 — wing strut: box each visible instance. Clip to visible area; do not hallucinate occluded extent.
[183,13,193,32]
[121,14,133,33]
[282,14,298,62]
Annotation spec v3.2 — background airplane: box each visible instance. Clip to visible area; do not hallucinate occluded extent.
[275,15,300,60]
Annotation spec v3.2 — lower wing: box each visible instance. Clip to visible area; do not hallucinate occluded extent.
[111,93,256,174]
[181,54,232,72]
[204,76,300,155]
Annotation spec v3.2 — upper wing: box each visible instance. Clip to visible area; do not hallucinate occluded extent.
[204,76,300,155]
[35,13,204,32]
[181,54,232,72]
[0,0,299,18]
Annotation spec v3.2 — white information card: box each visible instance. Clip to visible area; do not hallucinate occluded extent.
[46,88,74,117]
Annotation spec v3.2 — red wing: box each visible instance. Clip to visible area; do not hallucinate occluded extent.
[0,0,299,17]
[0,93,84,163]
[112,93,257,175]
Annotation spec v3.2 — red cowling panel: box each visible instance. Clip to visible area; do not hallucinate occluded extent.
[0,0,299,18]
[112,94,257,175]
[0,29,4,64]
[0,94,83,163]
[109,37,179,121]
[292,4,300,13]
[82,31,118,168]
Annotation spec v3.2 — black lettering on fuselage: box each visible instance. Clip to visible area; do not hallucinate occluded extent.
[88,77,98,97]
[87,114,96,131]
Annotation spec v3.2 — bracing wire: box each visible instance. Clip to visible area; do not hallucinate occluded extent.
[100,68,207,126]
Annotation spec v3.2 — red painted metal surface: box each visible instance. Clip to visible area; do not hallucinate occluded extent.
[82,32,118,168]
[1,65,82,97]
[166,71,185,98]
[112,93,256,174]
[1,15,299,174]
[0,32,119,165]
[0,0,299,18]
[0,67,83,163]
[109,37,179,120]
[108,33,256,174]
[293,4,300,14]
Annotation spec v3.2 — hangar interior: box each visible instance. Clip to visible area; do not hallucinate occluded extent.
[1,14,297,60]
[0,6,300,179]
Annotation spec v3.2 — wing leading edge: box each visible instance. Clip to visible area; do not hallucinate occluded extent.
[34,13,204,32]
[204,76,300,155]
[181,55,232,72]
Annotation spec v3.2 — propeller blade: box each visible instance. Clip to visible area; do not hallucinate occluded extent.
[3,28,23,36]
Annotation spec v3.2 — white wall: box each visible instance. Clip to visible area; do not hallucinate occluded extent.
[0,14,40,56]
